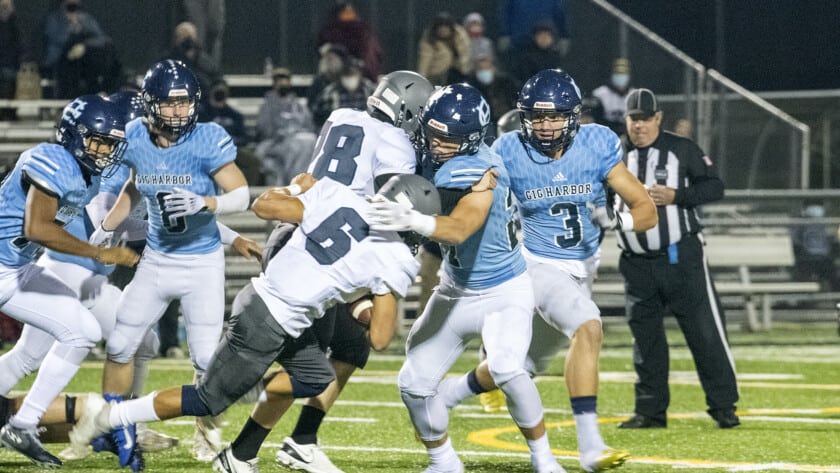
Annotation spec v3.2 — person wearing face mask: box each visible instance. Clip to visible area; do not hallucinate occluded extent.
[591,57,634,135]
[463,12,494,73]
[256,67,316,186]
[467,54,520,143]
[41,0,122,99]
[311,56,375,129]
[199,80,246,146]
[163,21,221,111]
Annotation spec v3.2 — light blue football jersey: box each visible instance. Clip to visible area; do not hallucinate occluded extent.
[491,124,622,260]
[122,119,236,254]
[99,160,131,195]
[45,210,113,275]
[0,143,100,267]
[434,144,525,289]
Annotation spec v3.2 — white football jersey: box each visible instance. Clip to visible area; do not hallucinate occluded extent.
[251,179,419,337]
[307,108,416,197]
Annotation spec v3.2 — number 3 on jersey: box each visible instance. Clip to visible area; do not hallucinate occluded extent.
[156,191,187,233]
[310,122,365,185]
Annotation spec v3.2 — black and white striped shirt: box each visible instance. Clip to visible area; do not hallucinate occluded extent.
[616,130,724,254]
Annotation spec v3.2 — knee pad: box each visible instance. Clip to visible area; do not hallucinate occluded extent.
[134,329,160,363]
[289,377,328,399]
[106,327,139,363]
[86,283,121,339]
[400,390,449,442]
[487,349,528,387]
[498,373,544,429]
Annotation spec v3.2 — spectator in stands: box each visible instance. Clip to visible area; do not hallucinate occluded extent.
[791,202,840,292]
[256,67,317,186]
[467,54,519,141]
[463,12,494,72]
[614,88,739,430]
[0,0,30,120]
[311,56,375,129]
[592,57,634,135]
[181,0,225,69]
[199,79,247,146]
[672,118,692,138]
[316,2,383,81]
[497,0,570,59]
[508,21,566,84]
[164,21,221,111]
[41,0,123,98]
[416,11,471,86]
[306,42,347,115]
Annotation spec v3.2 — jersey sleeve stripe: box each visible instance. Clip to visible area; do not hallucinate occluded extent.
[451,168,487,175]
[217,136,232,148]
[450,175,483,183]
[30,154,59,175]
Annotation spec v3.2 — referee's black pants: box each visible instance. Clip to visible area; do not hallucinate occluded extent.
[619,233,739,420]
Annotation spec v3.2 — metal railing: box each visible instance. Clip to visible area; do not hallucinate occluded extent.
[587,0,811,189]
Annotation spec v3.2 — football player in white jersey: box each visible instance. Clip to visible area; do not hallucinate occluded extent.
[439,70,656,472]
[266,70,433,473]
[91,60,252,467]
[0,95,139,468]
[73,173,438,473]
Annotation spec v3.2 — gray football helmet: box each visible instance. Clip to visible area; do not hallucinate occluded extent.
[497,108,521,136]
[366,70,434,140]
[374,173,441,251]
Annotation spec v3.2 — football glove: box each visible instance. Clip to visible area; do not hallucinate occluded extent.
[163,187,206,218]
[366,196,436,236]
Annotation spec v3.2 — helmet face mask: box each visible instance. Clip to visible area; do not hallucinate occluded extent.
[419,84,490,165]
[56,95,128,177]
[517,69,582,156]
[142,60,201,144]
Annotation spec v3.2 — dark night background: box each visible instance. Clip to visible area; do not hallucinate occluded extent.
[10,0,839,92]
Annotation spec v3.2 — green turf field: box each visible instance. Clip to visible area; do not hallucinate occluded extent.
[2,321,839,472]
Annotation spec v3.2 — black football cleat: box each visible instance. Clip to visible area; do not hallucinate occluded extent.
[709,408,741,429]
[617,414,667,429]
[0,423,62,468]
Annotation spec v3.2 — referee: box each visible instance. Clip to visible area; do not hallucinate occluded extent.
[615,88,740,429]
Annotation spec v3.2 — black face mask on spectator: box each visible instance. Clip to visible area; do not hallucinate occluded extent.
[213,90,227,102]
[276,86,292,96]
[65,3,80,12]
[177,38,198,54]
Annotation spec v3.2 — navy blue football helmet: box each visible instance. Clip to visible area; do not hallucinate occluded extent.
[517,69,582,156]
[141,60,201,143]
[108,91,146,123]
[419,83,491,164]
[56,95,128,178]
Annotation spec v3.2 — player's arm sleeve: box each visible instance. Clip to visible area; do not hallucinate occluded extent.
[20,152,65,199]
[205,123,238,175]
[673,139,724,207]
[601,130,625,181]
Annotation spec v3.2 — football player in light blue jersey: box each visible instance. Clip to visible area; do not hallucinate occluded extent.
[368,83,564,473]
[0,95,139,468]
[441,70,657,472]
[91,60,252,467]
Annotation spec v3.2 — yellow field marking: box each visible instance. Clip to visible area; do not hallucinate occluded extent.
[468,416,840,472]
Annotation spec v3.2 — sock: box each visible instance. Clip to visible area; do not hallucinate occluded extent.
[109,393,160,427]
[0,395,11,426]
[527,433,557,470]
[231,417,271,462]
[427,437,460,468]
[65,396,77,424]
[570,396,605,453]
[10,344,86,429]
[290,405,325,445]
[130,358,150,399]
[0,351,32,395]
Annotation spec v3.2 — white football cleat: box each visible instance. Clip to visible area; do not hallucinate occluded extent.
[136,423,179,452]
[275,437,345,473]
[193,415,223,462]
[66,393,108,456]
[213,447,259,473]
